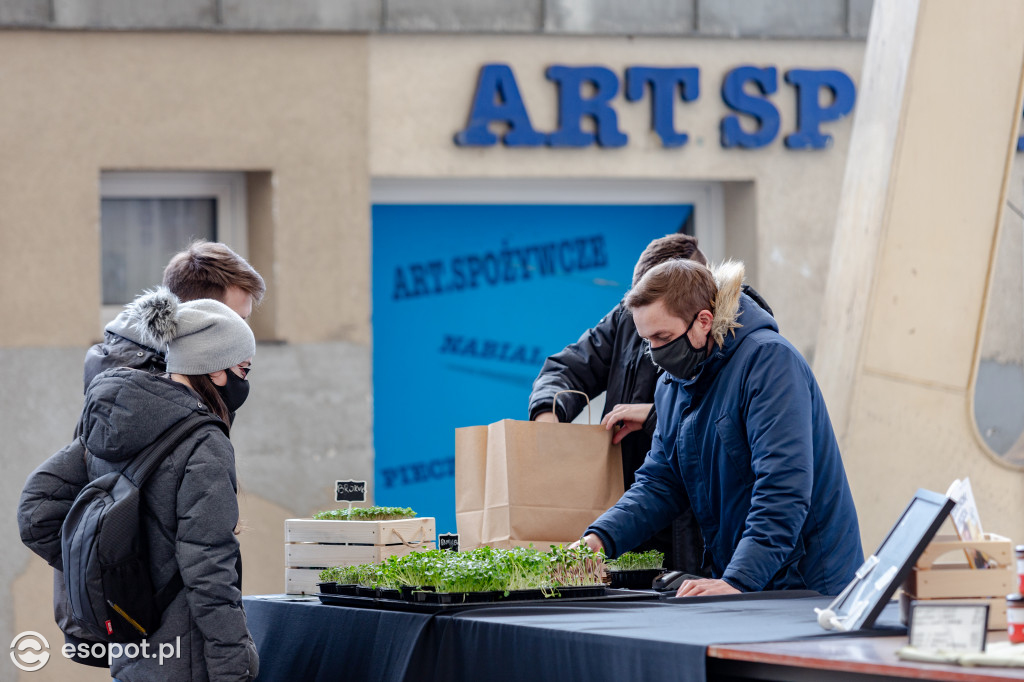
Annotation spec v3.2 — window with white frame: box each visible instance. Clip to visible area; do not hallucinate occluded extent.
[99,171,248,326]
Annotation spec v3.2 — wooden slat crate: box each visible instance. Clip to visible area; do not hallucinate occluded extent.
[901,533,1015,630]
[915,533,1014,571]
[284,517,436,595]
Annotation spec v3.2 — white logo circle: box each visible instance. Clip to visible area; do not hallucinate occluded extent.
[10,631,50,672]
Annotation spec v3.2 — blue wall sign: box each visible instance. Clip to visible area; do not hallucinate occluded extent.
[455,63,857,151]
[372,203,692,535]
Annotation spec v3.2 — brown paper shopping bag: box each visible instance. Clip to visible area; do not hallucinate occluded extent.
[453,425,489,548]
[455,391,624,550]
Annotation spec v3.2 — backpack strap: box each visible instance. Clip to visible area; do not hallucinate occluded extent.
[122,412,228,486]
[121,411,229,609]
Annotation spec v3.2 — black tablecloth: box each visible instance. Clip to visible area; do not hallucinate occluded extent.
[244,593,906,682]
[245,597,432,682]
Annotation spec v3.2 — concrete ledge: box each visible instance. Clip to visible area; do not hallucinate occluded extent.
[53,0,217,29]
[544,0,695,35]
[0,0,50,26]
[7,0,873,36]
[220,0,381,32]
[698,0,847,39]
[385,0,541,33]
[848,0,874,38]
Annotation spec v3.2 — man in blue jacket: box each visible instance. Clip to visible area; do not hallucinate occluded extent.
[577,259,863,597]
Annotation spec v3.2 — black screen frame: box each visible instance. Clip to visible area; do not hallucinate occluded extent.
[828,488,954,631]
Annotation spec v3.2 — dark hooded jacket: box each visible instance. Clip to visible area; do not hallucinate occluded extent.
[83,310,165,393]
[586,262,862,595]
[528,284,772,572]
[20,368,258,681]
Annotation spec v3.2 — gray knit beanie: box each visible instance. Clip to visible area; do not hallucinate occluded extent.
[127,287,255,375]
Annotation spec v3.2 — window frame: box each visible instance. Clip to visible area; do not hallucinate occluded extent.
[98,171,248,331]
[370,178,725,262]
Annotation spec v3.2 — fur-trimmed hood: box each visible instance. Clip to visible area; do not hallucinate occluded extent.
[708,260,746,348]
[103,310,160,352]
[127,286,180,351]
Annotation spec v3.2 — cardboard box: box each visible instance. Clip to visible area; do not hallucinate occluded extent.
[900,533,1014,630]
[283,517,436,594]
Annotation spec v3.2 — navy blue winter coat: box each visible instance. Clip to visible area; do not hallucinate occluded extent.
[587,263,863,595]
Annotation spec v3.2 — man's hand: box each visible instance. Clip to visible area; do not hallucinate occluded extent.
[568,533,605,554]
[600,403,653,444]
[675,578,740,598]
[534,411,559,423]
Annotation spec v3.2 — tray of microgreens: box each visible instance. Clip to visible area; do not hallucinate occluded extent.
[316,544,657,612]
[311,506,417,521]
[603,550,667,589]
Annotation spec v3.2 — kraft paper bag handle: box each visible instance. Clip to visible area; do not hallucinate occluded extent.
[552,389,591,424]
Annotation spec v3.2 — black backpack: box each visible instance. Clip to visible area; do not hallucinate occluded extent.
[61,412,227,643]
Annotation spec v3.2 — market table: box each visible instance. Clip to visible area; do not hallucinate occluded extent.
[244,591,922,682]
[243,595,433,681]
[706,633,1024,681]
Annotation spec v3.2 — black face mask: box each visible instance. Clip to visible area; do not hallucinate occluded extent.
[649,314,707,380]
[214,369,250,415]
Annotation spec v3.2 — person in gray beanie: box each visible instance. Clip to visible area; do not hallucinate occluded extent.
[131,287,256,427]
[19,287,260,681]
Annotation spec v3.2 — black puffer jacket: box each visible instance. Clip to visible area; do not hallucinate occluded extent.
[528,285,773,572]
[20,368,258,681]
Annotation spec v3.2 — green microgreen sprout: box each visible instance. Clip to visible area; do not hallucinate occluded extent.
[604,550,665,572]
[547,543,607,587]
[312,506,417,521]
[318,544,607,597]
[318,564,362,584]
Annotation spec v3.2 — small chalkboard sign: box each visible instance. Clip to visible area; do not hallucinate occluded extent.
[438,533,459,552]
[335,480,367,503]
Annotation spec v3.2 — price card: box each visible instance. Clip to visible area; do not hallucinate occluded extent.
[438,533,459,552]
[335,480,367,503]
[908,602,988,653]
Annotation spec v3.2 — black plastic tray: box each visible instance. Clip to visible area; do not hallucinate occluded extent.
[315,587,658,613]
[606,568,667,590]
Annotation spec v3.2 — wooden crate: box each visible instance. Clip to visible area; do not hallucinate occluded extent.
[915,533,1014,571]
[900,533,1014,630]
[284,517,436,595]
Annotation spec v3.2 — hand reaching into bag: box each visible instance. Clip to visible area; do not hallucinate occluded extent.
[601,403,653,444]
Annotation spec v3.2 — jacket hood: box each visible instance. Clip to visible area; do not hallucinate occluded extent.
[104,309,161,353]
[79,367,204,462]
[708,260,778,351]
[708,260,746,348]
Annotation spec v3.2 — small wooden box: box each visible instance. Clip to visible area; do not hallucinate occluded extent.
[284,517,436,595]
[901,533,1015,630]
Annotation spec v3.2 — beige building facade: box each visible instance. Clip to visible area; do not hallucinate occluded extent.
[2,1,1023,677]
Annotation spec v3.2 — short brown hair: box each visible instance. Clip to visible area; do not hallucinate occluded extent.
[632,233,707,287]
[163,240,265,306]
[625,259,717,322]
